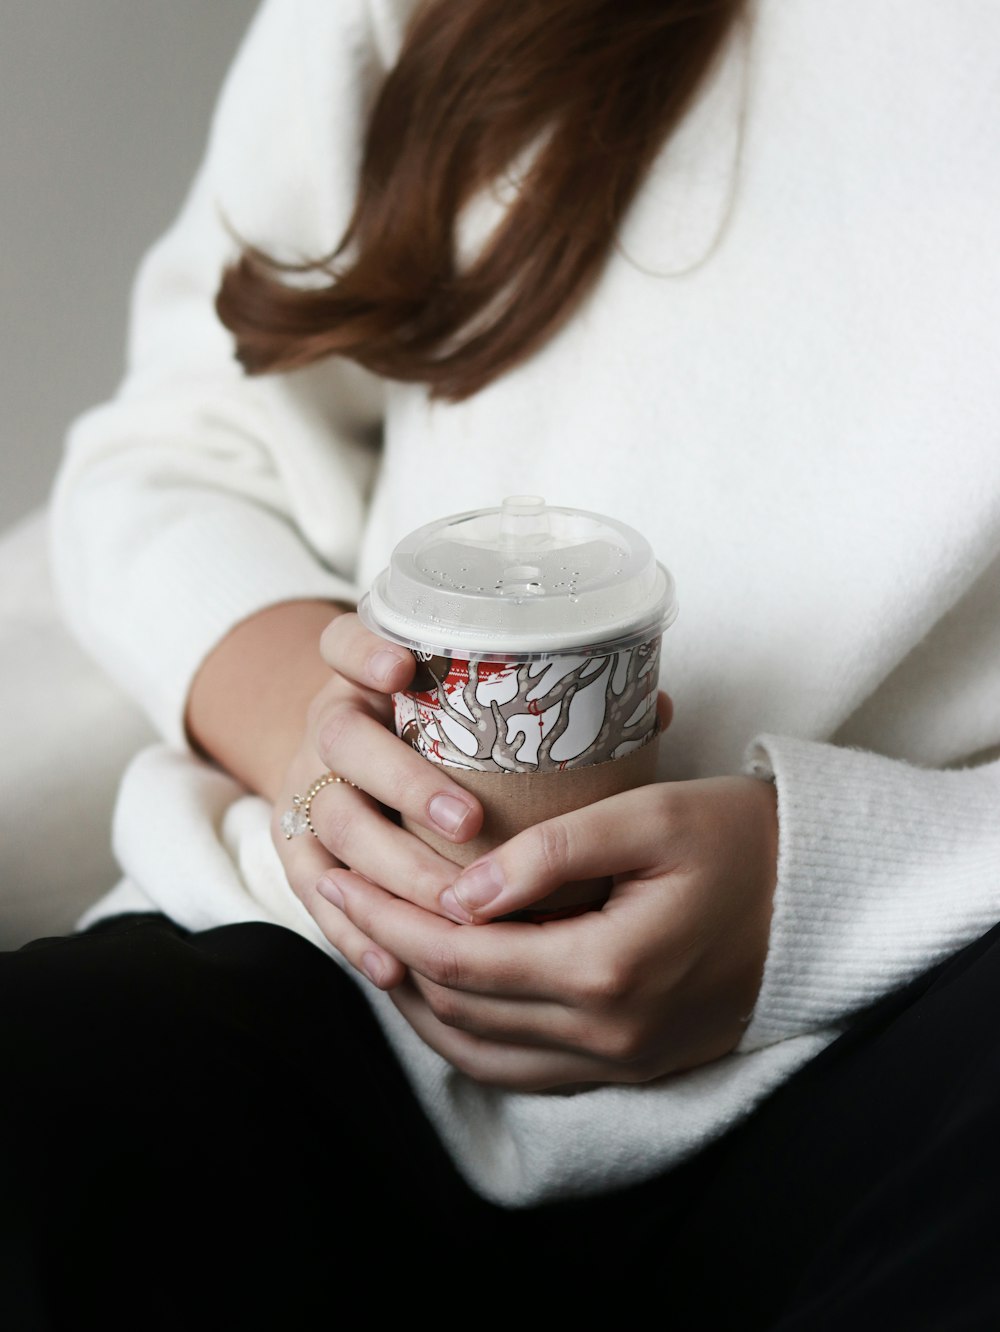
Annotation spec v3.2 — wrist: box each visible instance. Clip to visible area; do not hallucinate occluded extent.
[186,598,350,800]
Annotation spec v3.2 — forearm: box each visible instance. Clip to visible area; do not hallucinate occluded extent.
[186,598,349,801]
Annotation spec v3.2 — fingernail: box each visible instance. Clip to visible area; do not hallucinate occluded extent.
[429,793,472,837]
[438,888,475,925]
[452,859,504,912]
[369,648,406,687]
[316,875,345,910]
[362,951,386,987]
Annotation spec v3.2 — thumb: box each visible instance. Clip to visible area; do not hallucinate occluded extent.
[440,787,656,923]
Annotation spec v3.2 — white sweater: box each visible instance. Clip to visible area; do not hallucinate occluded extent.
[50,0,1000,1205]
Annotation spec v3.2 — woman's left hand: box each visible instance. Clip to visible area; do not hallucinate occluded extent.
[317,776,778,1091]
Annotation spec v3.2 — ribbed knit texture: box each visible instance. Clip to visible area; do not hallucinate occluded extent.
[741,737,1000,1051]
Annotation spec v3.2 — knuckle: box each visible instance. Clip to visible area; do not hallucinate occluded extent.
[653,784,689,852]
[318,612,353,665]
[590,1021,647,1065]
[316,700,361,759]
[445,1044,490,1083]
[575,957,629,1009]
[435,1036,515,1088]
[314,795,356,857]
[408,862,449,907]
[532,817,571,881]
[378,759,419,815]
[424,984,464,1029]
[305,687,335,738]
[421,939,467,991]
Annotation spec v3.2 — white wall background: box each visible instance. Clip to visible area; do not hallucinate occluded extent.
[0,0,258,532]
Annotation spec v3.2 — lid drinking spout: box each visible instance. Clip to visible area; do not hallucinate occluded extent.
[499,495,549,545]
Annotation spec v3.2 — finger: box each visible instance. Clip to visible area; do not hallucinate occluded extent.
[443,786,668,921]
[273,803,341,905]
[300,875,406,990]
[316,868,586,1001]
[407,972,585,1053]
[444,777,681,927]
[319,611,416,695]
[657,689,673,731]
[308,779,472,910]
[390,983,646,1092]
[272,801,405,989]
[314,702,483,843]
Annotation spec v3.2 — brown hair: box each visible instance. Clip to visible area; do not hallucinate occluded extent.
[216,0,744,401]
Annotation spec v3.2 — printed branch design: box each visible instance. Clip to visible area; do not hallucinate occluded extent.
[423,654,639,771]
[563,640,659,768]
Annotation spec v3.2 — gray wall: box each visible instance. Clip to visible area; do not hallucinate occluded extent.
[0,1,258,532]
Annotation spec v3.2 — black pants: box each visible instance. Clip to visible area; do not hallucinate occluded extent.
[2,913,999,1329]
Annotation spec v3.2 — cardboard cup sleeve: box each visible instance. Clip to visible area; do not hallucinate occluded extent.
[403,729,661,919]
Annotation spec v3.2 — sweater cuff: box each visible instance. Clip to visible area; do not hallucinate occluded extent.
[737,734,1000,1052]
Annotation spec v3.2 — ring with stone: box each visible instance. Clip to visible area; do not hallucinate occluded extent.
[281,771,359,840]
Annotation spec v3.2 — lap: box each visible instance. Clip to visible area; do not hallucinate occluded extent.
[3,912,1000,1327]
[1,915,517,1325]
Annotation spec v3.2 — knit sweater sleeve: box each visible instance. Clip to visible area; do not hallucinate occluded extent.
[48,0,387,747]
[737,735,1000,1052]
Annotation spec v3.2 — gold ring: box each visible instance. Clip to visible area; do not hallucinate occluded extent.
[280,771,359,839]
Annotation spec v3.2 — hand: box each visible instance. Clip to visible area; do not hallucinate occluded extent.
[316,776,778,1090]
[271,612,484,985]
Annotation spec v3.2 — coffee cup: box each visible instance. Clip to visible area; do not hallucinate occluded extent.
[358,495,677,918]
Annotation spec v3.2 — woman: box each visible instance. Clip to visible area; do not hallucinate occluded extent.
[5,0,1000,1324]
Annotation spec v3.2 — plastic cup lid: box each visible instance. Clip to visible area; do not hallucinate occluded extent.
[358,495,678,659]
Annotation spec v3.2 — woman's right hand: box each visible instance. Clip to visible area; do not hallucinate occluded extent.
[270,612,483,986]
